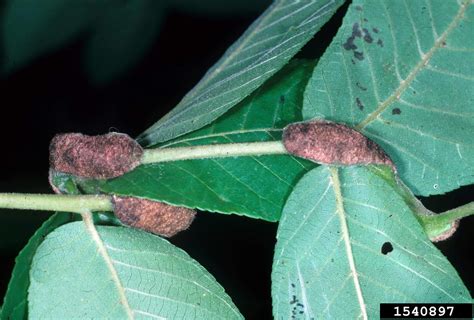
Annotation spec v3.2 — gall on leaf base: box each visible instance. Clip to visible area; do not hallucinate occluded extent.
[112,196,196,237]
[431,219,460,242]
[49,132,143,179]
[283,119,394,169]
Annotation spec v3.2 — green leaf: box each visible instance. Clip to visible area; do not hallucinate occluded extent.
[84,0,164,84]
[28,222,243,319]
[303,0,474,196]
[272,166,471,319]
[2,0,98,72]
[1,213,77,320]
[137,0,345,146]
[73,61,317,221]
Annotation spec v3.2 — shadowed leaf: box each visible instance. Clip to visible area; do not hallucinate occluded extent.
[84,0,164,84]
[3,0,98,72]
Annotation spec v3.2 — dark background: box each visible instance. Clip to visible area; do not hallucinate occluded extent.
[0,3,472,319]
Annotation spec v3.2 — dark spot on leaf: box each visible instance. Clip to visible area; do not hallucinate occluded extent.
[331,258,334,262]
[355,5,363,11]
[354,51,364,60]
[363,18,368,22]
[299,311,305,314]
[291,283,296,288]
[356,82,367,91]
[381,242,393,255]
[389,214,393,218]
[392,108,401,115]
[343,23,362,51]
[442,41,447,47]
[297,303,304,308]
[362,28,373,43]
[373,27,379,33]
[280,95,285,104]
[356,97,364,110]
[343,37,357,51]
[351,58,356,65]
[377,39,384,47]
[290,295,297,304]
[353,23,362,37]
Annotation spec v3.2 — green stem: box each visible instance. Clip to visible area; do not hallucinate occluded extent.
[0,193,113,214]
[420,202,474,225]
[141,141,287,164]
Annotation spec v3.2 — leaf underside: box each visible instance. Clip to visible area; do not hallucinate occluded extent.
[28,222,243,319]
[303,0,474,196]
[1,213,77,320]
[137,0,345,146]
[73,61,317,221]
[272,166,471,319]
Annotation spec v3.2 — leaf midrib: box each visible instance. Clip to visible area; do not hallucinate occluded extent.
[82,214,133,319]
[355,0,471,130]
[329,167,367,320]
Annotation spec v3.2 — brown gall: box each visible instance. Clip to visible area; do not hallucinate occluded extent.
[49,132,143,179]
[112,196,196,237]
[283,120,394,169]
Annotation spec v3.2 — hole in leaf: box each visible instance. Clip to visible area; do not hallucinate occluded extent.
[381,242,393,255]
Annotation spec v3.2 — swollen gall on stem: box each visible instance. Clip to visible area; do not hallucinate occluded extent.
[283,119,394,169]
[49,132,143,179]
[113,196,196,237]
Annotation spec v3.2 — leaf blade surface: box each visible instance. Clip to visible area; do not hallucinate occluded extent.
[28,222,243,319]
[272,166,471,319]
[1,213,76,320]
[303,0,474,196]
[137,0,345,145]
[74,61,317,221]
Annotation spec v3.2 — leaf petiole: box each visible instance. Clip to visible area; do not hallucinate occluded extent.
[418,202,474,226]
[140,141,288,164]
[0,193,113,214]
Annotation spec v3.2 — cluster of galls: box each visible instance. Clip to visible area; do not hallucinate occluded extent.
[49,132,195,237]
[49,122,457,241]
